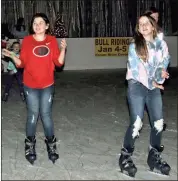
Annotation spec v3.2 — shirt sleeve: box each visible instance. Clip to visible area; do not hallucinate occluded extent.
[18,37,27,68]
[154,40,170,84]
[127,43,140,80]
[52,37,63,67]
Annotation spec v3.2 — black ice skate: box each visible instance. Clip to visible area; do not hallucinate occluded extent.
[119,147,137,177]
[45,135,59,163]
[2,93,9,102]
[147,145,171,175]
[25,136,37,164]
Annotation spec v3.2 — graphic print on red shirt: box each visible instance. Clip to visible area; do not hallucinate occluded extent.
[18,35,63,88]
[33,45,50,57]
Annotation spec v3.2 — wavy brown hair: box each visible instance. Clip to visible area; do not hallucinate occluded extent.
[134,14,158,62]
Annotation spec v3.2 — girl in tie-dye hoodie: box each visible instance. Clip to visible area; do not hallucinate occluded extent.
[119,14,171,177]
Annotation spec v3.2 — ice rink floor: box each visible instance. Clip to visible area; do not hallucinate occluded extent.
[1,68,177,180]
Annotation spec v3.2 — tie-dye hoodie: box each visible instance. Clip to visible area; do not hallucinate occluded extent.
[126,37,170,90]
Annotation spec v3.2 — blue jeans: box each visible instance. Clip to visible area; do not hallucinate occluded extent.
[123,79,164,150]
[4,69,24,94]
[24,84,55,138]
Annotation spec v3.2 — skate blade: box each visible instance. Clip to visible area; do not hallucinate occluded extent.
[49,158,58,164]
[26,157,36,165]
[51,159,56,164]
[49,155,59,164]
[121,169,136,178]
[28,160,35,165]
[148,168,170,177]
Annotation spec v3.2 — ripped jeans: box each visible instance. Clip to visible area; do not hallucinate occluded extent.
[123,79,164,150]
[24,84,54,138]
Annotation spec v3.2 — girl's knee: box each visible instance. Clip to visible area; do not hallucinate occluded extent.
[153,118,164,133]
[27,112,38,124]
[131,115,143,139]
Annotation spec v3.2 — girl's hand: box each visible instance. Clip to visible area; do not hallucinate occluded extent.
[2,49,12,57]
[162,69,169,79]
[60,38,67,50]
[153,81,164,90]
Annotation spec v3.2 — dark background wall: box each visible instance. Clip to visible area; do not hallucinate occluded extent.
[1,0,178,38]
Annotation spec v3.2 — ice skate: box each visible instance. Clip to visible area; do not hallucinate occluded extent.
[25,136,37,164]
[45,135,59,163]
[147,145,171,175]
[2,93,9,102]
[119,147,137,177]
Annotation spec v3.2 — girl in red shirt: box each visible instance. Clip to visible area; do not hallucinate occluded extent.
[2,13,67,164]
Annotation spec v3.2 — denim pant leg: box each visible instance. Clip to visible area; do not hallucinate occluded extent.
[146,88,163,148]
[123,80,146,149]
[15,70,24,93]
[39,85,54,138]
[24,86,40,137]
[4,73,14,94]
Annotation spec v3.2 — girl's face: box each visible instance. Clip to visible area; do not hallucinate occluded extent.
[13,43,20,53]
[150,12,159,23]
[138,16,154,37]
[32,17,49,35]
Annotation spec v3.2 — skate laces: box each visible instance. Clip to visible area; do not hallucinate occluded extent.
[48,142,57,154]
[26,142,36,155]
[122,155,134,167]
[154,150,166,164]
[121,149,132,156]
[121,149,134,167]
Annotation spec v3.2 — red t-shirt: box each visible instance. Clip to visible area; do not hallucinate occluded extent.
[18,35,63,88]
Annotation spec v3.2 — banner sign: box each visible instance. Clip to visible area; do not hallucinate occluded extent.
[95,37,132,56]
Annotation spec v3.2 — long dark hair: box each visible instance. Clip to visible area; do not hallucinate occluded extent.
[134,14,158,62]
[29,13,51,34]
[15,17,25,31]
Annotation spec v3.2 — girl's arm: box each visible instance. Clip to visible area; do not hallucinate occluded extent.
[154,40,170,84]
[2,37,27,68]
[52,38,67,67]
[2,49,23,67]
[57,39,67,65]
[127,43,140,80]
